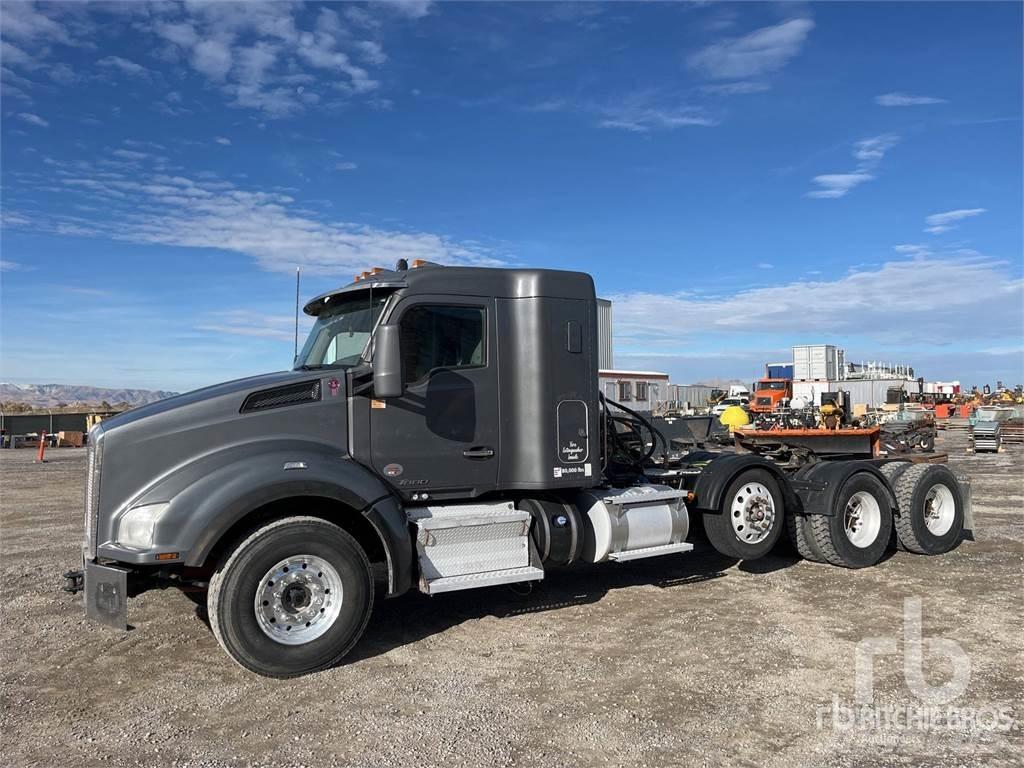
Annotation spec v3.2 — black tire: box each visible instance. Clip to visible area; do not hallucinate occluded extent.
[785,511,825,562]
[891,464,964,554]
[208,516,374,678]
[809,472,893,568]
[879,461,912,487]
[703,469,785,560]
[918,434,935,452]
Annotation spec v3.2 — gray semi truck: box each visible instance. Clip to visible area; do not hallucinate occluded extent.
[65,261,969,677]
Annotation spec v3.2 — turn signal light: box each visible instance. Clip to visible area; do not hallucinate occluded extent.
[155,552,179,561]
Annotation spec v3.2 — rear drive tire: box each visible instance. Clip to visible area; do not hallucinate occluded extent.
[879,461,912,487]
[786,511,825,562]
[809,473,893,568]
[703,469,785,560]
[891,464,964,554]
[208,516,374,678]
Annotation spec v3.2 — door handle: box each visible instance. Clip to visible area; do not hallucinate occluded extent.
[463,446,495,459]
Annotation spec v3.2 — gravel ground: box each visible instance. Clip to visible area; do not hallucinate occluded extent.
[1,429,1021,767]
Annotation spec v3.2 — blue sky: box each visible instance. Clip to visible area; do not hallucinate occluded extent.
[1,0,1022,392]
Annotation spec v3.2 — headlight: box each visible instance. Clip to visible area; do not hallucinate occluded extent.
[116,503,168,549]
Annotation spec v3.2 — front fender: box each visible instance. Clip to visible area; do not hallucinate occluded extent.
[97,447,413,596]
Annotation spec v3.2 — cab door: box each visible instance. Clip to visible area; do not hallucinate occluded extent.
[369,295,499,499]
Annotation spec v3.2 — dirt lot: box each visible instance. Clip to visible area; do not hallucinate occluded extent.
[1,429,1021,767]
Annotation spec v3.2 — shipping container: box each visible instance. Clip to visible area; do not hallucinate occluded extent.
[765,363,794,380]
[792,344,843,381]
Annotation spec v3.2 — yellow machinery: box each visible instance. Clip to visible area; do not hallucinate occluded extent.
[819,401,844,431]
[719,405,750,433]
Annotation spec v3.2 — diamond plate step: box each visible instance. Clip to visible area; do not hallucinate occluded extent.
[422,565,544,594]
[607,542,694,562]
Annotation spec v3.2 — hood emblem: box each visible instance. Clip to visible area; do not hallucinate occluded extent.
[383,463,404,477]
[328,378,340,397]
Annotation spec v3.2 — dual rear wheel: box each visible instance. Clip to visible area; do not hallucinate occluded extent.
[787,463,964,567]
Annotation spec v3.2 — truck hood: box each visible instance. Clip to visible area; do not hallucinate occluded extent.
[94,369,350,521]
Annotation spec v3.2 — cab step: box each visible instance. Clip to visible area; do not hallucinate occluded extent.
[421,565,544,594]
[607,542,694,562]
[407,501,543,594]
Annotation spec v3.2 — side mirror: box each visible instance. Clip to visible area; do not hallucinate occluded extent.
[372,324,403,398]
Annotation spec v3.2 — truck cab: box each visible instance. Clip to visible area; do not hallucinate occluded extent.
[750,378,793,413]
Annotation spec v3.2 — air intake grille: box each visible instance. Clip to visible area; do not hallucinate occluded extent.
[241,379,322,413]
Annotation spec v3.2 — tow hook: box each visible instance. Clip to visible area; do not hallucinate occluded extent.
[63,569,84,594]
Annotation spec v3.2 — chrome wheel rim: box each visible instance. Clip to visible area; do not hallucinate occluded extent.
[844,491,881,548]
[254,555,343,645]
[924,484,955,536]
[730,481,776,545]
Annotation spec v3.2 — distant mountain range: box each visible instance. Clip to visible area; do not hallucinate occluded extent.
[0,383,178,409]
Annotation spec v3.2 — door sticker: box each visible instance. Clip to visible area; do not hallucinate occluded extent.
[556,400,589,464]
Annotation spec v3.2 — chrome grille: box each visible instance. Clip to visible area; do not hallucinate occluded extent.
[83,427,103,557]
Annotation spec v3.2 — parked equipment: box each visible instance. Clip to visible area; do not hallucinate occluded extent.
[63,262,972,677]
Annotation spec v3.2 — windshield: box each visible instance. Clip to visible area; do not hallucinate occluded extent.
[759,381,788,391]
[295,291,390,369]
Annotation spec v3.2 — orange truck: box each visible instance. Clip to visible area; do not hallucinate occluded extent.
[750,378,792,413]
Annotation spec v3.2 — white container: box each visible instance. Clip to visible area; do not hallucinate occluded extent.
[793,344,842,381]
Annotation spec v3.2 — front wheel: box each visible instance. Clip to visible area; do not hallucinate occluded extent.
[703,469,785,560]
[208,516,374,678]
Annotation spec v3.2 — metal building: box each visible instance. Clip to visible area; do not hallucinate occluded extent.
[599,369,670,414]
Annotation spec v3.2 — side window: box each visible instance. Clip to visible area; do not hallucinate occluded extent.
[399,305,485,384]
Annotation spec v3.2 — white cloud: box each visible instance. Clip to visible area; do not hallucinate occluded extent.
[893,244,932,257]
[609,255,1023,347]
[97,55,149,77]
[807,134,899,199]
[334,161,358,171]
[144,1,403,117]
[1,260,25,271]
[16,112,48,127]
[807,172,873,199]
[700,81,770,96]
[354,40,387,65]
[924,208,986,234]
[0,1,73,45]
[756,262,774,269]
[197,310,301,342]
[111,149,149,161]
[191,38,233,81]
[876,92,947,107]
[597,95,717,132]
[853,134,899,164]
[9,155,504,276]
[383,1,434,20]
[688,18,814,80]
[215,136,232,146]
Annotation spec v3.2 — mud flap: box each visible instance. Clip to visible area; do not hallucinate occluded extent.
[85,560,129,630]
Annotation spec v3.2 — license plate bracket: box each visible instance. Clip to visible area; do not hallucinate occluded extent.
[85,560,129,630]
